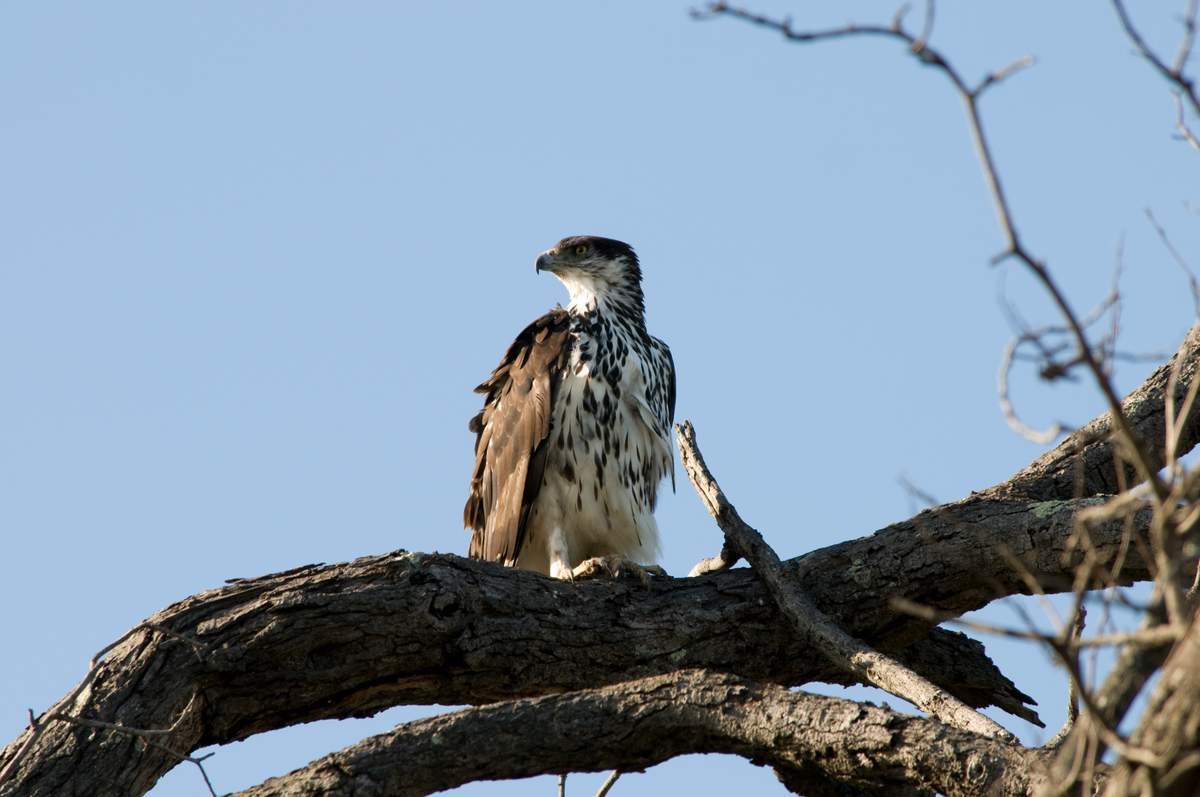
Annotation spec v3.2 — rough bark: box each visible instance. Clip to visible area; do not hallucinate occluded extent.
[0,494,1155,797]
[232,670,1046,797]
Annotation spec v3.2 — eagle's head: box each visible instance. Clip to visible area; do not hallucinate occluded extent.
[535,236,643,314]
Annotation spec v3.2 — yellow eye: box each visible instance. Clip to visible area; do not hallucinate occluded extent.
[574,244,588,256]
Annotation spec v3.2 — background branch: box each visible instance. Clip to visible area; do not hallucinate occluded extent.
[232,670,1048,797]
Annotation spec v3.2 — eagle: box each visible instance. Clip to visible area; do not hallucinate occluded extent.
[464,236,676,580]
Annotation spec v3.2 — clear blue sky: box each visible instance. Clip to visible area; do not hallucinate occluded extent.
[3,2,1197,795]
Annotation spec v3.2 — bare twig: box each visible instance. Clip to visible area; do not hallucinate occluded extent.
[892,598,1179,650]
[0,623,148,785]
[898,473,939,511]
[1176,93,1200,151]
[44,711,219,797]
[596,769,622,797]
[998,335,1070,444]
[1046,608,1088,748]
[676,420,1013,741]
[1146,208,1200,320]
[700,0,1168,502]
[0,623,206,790]
[915,0,935,50]
[1112,0,1200,116]
[687,539,741,577]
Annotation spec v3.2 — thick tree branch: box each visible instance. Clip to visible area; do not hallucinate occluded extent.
[0,495,1161,796]
[232,670,1047,797]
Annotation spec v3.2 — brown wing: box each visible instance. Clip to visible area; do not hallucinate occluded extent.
[464,309,570,565]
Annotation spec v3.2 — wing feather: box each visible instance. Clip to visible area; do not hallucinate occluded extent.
[653,335,677,494]
[464,309,571,565]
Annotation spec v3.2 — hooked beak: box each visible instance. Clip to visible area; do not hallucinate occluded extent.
[535,249,558,274]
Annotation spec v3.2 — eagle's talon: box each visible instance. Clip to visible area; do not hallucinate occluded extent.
[570,556,614,580]
[550,559,576,581]
[572,556,667,584]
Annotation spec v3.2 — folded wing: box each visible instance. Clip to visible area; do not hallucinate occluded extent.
[464,309,571,565]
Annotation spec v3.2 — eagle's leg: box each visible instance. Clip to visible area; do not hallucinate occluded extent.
[548,526,574,581]
[571,555,668,584]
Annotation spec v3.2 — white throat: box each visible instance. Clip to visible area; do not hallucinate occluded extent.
[556,272,611,313]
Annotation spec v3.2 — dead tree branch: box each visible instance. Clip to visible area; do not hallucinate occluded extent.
[231,670,1049,797]
[676,421,1012,740]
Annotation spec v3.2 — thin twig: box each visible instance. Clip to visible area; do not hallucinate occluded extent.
[701,0,1167,504]
[687,539,741,577]
[1046,607,1087,748]
[0,623,205,787]
[1112,0,1200,116]
[892,598,1180,649]
[1146,208,1200,320]
[897,473,938,511]
[1176,93,1200,151]
[915,0,935,50]
[998,335,1069,444]
[0,624,149,785]
[596,769,622,797]
[41,708,218,797]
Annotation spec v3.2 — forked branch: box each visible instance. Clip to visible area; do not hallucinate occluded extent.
[677,420,1012,741]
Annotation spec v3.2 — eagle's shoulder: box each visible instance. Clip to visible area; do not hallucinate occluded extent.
[464,308,572,564]
[469,307,571,410]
